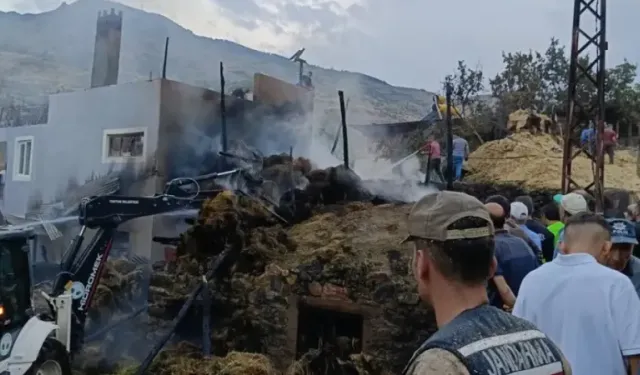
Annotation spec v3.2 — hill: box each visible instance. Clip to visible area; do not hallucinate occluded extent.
[0,0,434,126]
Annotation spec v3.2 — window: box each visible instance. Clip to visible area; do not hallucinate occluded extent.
[102,128,146,163]
[13,136,33,181]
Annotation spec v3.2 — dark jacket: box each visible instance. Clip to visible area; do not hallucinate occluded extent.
[489,230,539,308]
[525,219,555,262]
[402,304,569,375]
[634,222,640,258]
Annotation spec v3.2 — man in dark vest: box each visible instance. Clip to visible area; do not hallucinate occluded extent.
[401,191,572,375]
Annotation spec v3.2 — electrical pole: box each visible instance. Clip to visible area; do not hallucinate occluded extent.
[338,91,349,168]
[220,62,228,152]
[562,0,607,212]
[446,85,454,190]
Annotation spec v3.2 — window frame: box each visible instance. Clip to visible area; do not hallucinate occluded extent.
[13,135,34,182]
[102,127,147,164]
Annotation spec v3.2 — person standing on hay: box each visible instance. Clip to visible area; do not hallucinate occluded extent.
[580,123,595,155]
[603,123,618,164]
[401,191,571,375]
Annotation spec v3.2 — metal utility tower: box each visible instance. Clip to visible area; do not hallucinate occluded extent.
[562,0,607,212]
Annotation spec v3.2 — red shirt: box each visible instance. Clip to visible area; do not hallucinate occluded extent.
[421,140,441,158]
[603,129,617,146]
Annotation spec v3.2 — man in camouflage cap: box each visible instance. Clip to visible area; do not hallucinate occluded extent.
[402,191,571,375]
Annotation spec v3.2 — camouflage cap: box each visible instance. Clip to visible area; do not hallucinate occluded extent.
[402,191,494,243]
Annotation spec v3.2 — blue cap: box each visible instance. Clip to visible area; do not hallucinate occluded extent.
[553,194,563,204]
[606,219,639,245]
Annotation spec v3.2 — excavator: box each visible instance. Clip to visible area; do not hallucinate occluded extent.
[0,180,216,375]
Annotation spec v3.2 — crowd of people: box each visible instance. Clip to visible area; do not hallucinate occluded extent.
[402,189,640,375]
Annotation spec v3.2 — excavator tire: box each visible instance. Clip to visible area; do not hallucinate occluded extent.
[27,338,71,375]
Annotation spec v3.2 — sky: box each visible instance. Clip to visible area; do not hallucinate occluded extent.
[2,0,640,90]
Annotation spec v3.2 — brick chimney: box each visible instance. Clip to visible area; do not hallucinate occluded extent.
[90,8,123,88]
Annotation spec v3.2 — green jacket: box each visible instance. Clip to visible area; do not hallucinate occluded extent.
[547,221,565,247]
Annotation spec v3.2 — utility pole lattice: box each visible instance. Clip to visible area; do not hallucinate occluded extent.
[562,0,607,212]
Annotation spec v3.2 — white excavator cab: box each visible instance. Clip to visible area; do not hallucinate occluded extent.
[0,229,72,375]
[0,231,33,330]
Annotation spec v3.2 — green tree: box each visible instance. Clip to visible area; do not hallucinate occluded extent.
[490,38,640,129]
[542,38,570,109]
[443,61,485,115]
[489,49,548,112]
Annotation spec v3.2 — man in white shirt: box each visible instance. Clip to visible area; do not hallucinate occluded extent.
[513,212,640,375]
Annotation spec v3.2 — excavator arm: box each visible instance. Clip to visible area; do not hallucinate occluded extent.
[49,193,211,352]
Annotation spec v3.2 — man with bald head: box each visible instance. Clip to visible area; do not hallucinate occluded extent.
[485,202,539,311]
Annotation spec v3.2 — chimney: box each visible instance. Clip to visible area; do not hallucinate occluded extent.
[90,8,123,88]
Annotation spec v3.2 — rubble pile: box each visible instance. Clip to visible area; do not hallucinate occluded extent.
[259,154,376,222]
[74,152,577,375]
[466,132,640,192]
[76,183,431,375]
[138,192,430,375]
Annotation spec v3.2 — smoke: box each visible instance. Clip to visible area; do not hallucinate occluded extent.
[161,72,432,203]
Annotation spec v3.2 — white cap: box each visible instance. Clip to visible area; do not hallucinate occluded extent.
[510,201,529,220]
[561,193,588,215]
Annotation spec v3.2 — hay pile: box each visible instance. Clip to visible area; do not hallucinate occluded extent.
[111,343,278,375]
[465,132,640,192]
[135,190,432,375]
[69,154,438,375]
[507,109,552,132]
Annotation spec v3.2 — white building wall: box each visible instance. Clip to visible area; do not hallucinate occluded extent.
[3,80,162,217]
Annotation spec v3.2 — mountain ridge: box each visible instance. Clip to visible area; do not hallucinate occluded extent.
[0,0,434,125]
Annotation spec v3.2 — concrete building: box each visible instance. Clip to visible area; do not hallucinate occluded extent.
[0,8,314,262]
[1,77,231,262]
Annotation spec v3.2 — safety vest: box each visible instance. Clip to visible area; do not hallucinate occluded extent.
[402,304,568,375]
